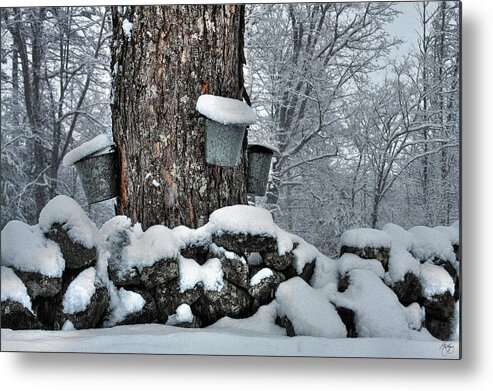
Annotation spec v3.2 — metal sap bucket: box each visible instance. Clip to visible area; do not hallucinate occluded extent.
[74,149,119,204]
[247,144,279,196]
[205,119,246,167]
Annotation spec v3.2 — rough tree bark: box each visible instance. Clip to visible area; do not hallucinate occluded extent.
[111,5,248,229]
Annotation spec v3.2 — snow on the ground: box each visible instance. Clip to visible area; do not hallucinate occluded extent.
[38,195,100,249]
[250,268,274,286]
[382,223,414,251]
[0,324,458,358]
[1,221,65,277]
[275,277,347,338]
[1,266,33,311]
[338,253,385,279]
[62,267,97,314]
[210,301,285,336]
[178,257,223,292]
[61,320,76,331]
[340,228,392,249]
[120,224,181,270]
[104,287,146,327]
[408,226,456,263]
[419,262,455,298]
[387,243,421,284]
[208,205,276,237]
[329,269,410,339]
[166,304,194,326]
[62,134,114,167]
[195,94,257,126]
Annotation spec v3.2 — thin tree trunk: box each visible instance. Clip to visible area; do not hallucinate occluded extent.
[112,5,248,229]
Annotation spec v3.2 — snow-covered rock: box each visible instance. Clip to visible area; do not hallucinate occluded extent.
[154,279,203,322]
[409,226,456,264]
[275,277,346,338]
[1,266,33,312]
[419,262,455,298]
[107,223,180,287]
[192,280,253,326]
[196,94,257,126]
[338,253,385,279]
[1,220,65,278]
[382,223,414,251]
[248,268,284,305]
[1,300,43,330]
[209,244,249,288]
[329,269,410,339]
[60,267,109,330]
[340,228,392,250]
[178,257,224,293]
[339,228,391,270]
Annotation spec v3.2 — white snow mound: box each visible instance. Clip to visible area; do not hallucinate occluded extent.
[1,266,33,311]
[1,221,65,277]
[387,243,421,284]
[409,226,456,263]
[178,257,224,293]
[329,269,410,339]
[38,195,99,249]
[275,277,347,338]
[196,94,257,125]
[209,205,276,237]
[382,223,414,251]
[166,303,194,326]
[340,228,391,249]
[250,268,274,286]
[338,253,385,279]
[63,267,97,314]
[419,262,455,298]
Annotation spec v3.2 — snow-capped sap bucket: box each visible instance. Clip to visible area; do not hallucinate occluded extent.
[247,144,280,197]
[63,134,119,204]
[196,94,257,167]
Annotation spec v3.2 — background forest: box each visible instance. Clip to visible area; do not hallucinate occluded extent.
[0,2,460,257]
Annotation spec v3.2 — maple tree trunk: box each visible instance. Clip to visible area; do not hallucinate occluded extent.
[111,5,248,229]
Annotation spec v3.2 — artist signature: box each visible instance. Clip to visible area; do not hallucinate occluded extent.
[440,342,455,357]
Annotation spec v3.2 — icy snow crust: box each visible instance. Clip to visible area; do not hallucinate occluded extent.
[38,195,99,249]
[63,267,97,314]
[195,94,257,126]
[62,134,114,167]
[1,266,33,311]
[340,228,392,249]
[1,221,65,277]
